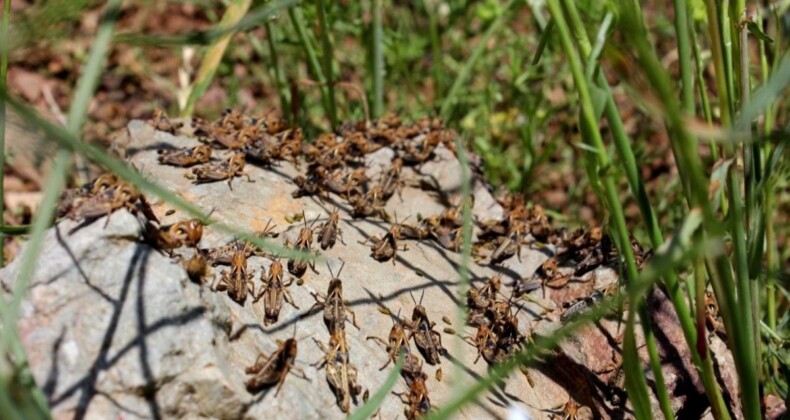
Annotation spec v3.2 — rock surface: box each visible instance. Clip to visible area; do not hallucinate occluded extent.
[0,120,739,419]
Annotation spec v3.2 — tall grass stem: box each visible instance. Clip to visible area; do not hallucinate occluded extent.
[0,0,10,267]
[372,0,383,118]
[316,0,338,128]
[548,1,672,415]
[181,0,252,117]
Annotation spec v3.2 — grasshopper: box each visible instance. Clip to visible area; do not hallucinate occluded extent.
[309,261,359,334]
[287,212,319,277]
[317,208,344,250]
[255,259,299,326]
[157,144,211,167]
[312,330,362,413]
[213,250,255,304]
[465,324,498,364]
[205,219,278,265]
[366,310,412,370]
[148,109,183,134]
[67,180,155,224]
[176,250,212,287]
[191,153,252,190]
[245,329,307,395]
[467,270,504,313]
[393,370,432,420]
[359,215,409,264]
[144,219,204,252]
[405,292,447,365]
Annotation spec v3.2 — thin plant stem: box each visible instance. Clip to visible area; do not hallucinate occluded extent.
[316,0,338,128]
[702,0,733,127]
[548,2,672,417]
[288,6,331,124]
[181,0,253,117]
[620,0,761,416]
[263,21,290,116]
[450,137,473,401]
[426,0,442,105]
[674,0,694,113]
[690,18,717,161]
[372,0,384,118]
[0,0,9,268]
[561,1,729,415]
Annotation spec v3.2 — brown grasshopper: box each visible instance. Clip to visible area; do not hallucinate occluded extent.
[465,324,498,364]
[292,172,325,198]
[254,259,299,326]
[492,307,526,358]
[359,216,409,264]
[398,220,431,240]
[467,271,504,313]
[148,109,183,134]
[515,258,571,298]
[312,330,362,413]
[378,158,404,201]
[287,213,319,277]
[245,330,307,394]
[348,190,389,220]
[317,208,344,250]
[191,153,252,190]
[213,250,255,304]
[58,172,119,217]
[144,219,204,252]
[366,310,412,370]
[405,292,447,365]
[393,370,432,420]
[66,180,134,221]
[309,261,359,334]
[205,219,278,265]
[176,251,212,286]
[157,144,212,167]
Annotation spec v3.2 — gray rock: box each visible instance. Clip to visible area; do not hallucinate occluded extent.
[0,120,735,419]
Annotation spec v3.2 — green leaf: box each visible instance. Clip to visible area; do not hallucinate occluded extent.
[623,312,653,420]
[0,225,31,235]
[708,158,735,213]
[746,21,773,44]
[348,356,403,420]
[532,19,554,65]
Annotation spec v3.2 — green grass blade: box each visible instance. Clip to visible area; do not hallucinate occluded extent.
[316,0,337,128]
[0,225,31,235]
[451,137,474,399]
[348,356,402,420]
[439,0,515,121]
[263,21,290,115]
[288,6,331,123]
[551,1,672,415]
[735,52,790,130]
[67,0,121,134]
[584,12,612,80]
[67,0,122,183]
[371,0,384,118]
[181,0,253,117]
[623,311,653,419]
[531,18,554,65]
[0,0,9,268]
[426,0,443,103]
